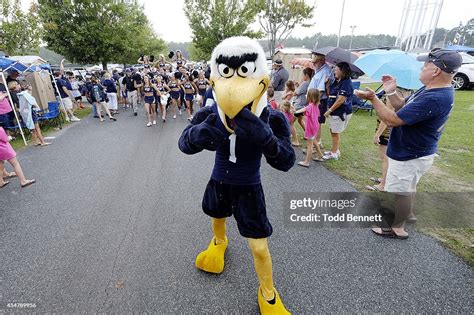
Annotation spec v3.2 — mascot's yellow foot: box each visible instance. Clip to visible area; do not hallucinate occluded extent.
[195,237,228,274]
[258,286,291,315]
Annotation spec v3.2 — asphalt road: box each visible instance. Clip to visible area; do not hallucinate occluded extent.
[1,106,472,313]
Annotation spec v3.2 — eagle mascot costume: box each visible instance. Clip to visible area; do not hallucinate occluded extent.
[178,36,295,314]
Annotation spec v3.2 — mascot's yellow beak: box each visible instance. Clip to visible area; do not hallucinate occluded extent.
[211,75,269,133]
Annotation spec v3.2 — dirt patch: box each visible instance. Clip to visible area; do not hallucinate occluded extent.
[424,165,473,192]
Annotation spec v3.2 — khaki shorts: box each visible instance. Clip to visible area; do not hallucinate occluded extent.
[62,97,73,110]
[385,154,435,194]
[329,113,352,133]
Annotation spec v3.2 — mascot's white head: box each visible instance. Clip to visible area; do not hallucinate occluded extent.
[210,36,270,133]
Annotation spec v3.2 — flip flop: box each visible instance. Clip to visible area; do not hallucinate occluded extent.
[366,185,384,192]
[369,177,382,184]
[0,181,10,188]
[371,227,409,240]
[21,179,36,188]
[297,161,310,167]
[40,142,51,146]
[312,157,324,162]
[4,172,16,179]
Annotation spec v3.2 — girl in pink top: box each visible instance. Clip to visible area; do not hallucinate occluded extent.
[0,125,36,188]
[295,89,324,166]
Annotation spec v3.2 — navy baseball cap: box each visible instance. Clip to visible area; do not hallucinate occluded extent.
[416,49,462,74]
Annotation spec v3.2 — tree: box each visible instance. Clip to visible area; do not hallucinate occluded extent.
[38,0,166,69]
[258,0,314,57]
[184,0,263,60]
[0,0,43,55]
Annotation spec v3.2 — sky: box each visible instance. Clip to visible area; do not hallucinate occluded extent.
[141,0,474,43]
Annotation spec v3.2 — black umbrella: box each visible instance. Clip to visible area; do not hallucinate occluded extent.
[312,46,364,74]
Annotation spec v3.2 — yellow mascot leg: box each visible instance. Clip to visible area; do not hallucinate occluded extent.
[248,238,290,315]
[195,218,228,274]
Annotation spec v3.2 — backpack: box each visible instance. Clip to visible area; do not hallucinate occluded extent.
[92,85,102,102]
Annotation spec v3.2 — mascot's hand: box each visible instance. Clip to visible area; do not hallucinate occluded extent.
[190,113,227,151]
[234,108,274,146]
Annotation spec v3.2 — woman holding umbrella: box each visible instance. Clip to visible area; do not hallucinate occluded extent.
[323,62,353,160]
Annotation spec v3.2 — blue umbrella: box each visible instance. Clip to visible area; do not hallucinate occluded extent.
[0,57,28,72]
[354,50,423,89]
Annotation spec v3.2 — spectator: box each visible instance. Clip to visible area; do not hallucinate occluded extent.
[0,123,36,188]
[102,73,118,115]
[295,89,323,166]
[292,67,314,146]
[267,87,278,110]
[122,69,141,116]
[355,49,462,239]
[279,100,294,129]
[90,77,116,122]
[282,80,295,102]
[308,52,332,149]
[118,72,128,109]
[0,83,14,136]
[5,70,20,85]
[54,71,80,122]
[69,76,85,109]
[17,84,50,146]
[323,62,353,160]
[270,59,289,103]
[367,88,412,192]
[7,81,20,109]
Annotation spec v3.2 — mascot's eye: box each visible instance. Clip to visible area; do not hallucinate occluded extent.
[237,62,256,77]
[218,64,235,78]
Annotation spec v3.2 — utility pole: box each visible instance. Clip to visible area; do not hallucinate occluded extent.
[336,0,346,47]
[349,25,357,50]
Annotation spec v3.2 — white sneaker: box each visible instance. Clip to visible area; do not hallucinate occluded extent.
[146,122,152,127]
[70,116,81,122]
[323,151,339,160]
[7,136,13,141]
[324,150,340,156]
[173,115,176,119]
[153,120,157,125]
[179,109,182,115]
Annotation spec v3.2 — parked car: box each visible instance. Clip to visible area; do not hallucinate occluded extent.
[452,53,474,90]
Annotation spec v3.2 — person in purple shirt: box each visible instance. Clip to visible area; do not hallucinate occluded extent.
[355,49,462,239]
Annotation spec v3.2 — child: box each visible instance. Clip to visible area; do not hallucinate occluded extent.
[279,100,297,141]
[294,89,323,166]
[0,123,36,188]
[267,87,278,110]
[282,80,295,102]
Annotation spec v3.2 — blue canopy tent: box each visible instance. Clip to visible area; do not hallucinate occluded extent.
[0,57,29,145]
[445,45,474,53]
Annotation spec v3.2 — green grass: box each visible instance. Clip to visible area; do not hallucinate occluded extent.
[295,86,474,264]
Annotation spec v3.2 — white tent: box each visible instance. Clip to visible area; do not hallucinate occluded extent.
[10,55,47,66]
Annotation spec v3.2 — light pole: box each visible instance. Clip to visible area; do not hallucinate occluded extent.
[349,25,357,50]
[336,0,346,47]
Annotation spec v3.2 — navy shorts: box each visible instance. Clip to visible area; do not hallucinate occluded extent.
[144,96,155,104]
[0,112,14,128]
[31,108,38,124]
[170,91,180,100]
[185,94,194,101]
[202,179,273,239]
[318,98,328,124]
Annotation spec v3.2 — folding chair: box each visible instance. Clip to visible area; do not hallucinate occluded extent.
[37,101,62,129]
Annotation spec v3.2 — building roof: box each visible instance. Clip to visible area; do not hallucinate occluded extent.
[9,55,47,66]
[274,47,312,55]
